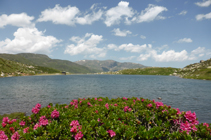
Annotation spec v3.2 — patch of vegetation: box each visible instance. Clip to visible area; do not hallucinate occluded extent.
[0,58,61,77]
[0,112,25,124]
[104,67,179,75]
[0,97,210,139]
[0,53,94,73]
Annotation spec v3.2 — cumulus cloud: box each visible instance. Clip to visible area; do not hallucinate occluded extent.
[176,38,193,43]
[132,4,168,23]
[107,44,119,51]
[120,56,136,61]
[196,12,211,20]
[179,10,187,15]
[64,33,106,58]
[104,1,134,26]
[189,47,206,60]
[195,0,211,7]
[37,4,103,26]
[112,28,132,37]
[118,43,149,53]
[140,35,146,39]
[0,13,34,28]
[0,27,61,54]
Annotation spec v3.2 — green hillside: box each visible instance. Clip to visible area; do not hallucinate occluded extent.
[173,59,211,80]
[0,53,94,73]
[110,67,179,75]
[0,58,60,77]
[75,60,146,72]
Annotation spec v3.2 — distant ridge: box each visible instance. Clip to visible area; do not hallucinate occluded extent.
[75,60,147,72]
[0,53,93,73]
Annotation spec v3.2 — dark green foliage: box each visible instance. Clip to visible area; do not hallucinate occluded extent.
[1,97,210,139]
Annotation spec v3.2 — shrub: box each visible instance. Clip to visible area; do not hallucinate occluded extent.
[0,97,210,139]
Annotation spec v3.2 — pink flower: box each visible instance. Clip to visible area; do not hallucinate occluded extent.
[124,106,129,112]
[203,123,209,128]
[94,98,97,100]
[98,99,102,101]
[175,108,181,115]
[128,108,132,112]
[136,98,140,101]
[114,104,118,106]
[23,127,29,133]
[19,121,25,126]
[74,131,83,140]
[0,130,8,140]
[180,121,192,134]
[147,103,152,108]
[107,130,116,137]
[70,120,80,127]
[70,125,78,133]
[65,105,68,108]
[95,110,98,114]
[2,117,9,123]
[141,99,144,102]
[32,107,40,114]
[33,123,41,130]
[185,111,197,124]
[97,118,100,122]
[105,103,109,109]
[87,102,92,107]
[39,119,48,126]
[12,119,17,122]
[2,122,7,128]
[133,100,136,103]
[123,97,128,100]
[35,103,41,109]
[9,127,15,133]
[155,101,163,109]
[51,109,59,119]
[11,132,20,140]
[47,105,51,108]
[79,101,82,104]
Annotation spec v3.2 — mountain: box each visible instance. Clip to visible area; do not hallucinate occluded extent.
[173,58,211,80]
[0,53,93,73]
[75,60,147,72]
[0,57,60,77]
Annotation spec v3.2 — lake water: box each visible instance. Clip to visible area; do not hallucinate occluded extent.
[0,75,210,123]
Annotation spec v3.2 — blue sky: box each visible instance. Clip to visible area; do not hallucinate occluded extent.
[0,0,211,68]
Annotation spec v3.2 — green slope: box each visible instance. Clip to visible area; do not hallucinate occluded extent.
[0,58,60,77]
[0,53,94,73]
[174,59,211,80]
[111,67,179,75]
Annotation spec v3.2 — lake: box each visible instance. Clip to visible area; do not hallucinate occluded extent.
[0,75,210,123]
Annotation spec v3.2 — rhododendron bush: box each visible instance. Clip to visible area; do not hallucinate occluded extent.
[0,97,211,139]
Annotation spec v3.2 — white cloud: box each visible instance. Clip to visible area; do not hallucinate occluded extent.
[37,4,103,26]
[120,56,135,61]
[75,4,103,25]
[112,28,132,37]
[64,33,106,58]
[107,44,119,51]
[133,4,168,23]
[0,27,61,54]
[195,0,211,7]
[140,35,146,39]
[0,13,34,28]
[179,10,187,15]
[152,50,188,62]
[189,47,206,60]
[196,12,211,20]
[137,54,151,61]
[118,43,148,53]
[176,38,193,43]
[104,1,134,26]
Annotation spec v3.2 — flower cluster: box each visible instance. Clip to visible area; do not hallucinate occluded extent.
[70,120,83,140]
[39,116,49,126]
[0,130,8,140]
[1,117,16,128]
[124,106,132,112]
[107,130,116,137]
[51,109,59,119]
[31,103,41,114]
[70,99,79,109]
